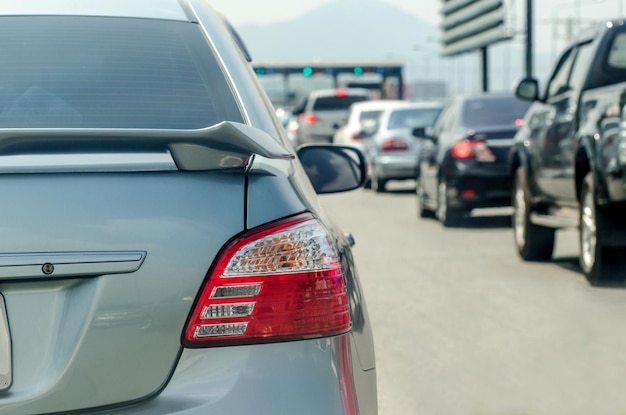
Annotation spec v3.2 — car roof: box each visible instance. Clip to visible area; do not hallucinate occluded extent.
[308,88,371,98]
[0,0,190,21]
[380,101,444,112]
[454,92,518,103]
[349,100,405,110]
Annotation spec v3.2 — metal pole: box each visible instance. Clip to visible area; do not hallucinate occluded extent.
[481,47,489,92]
[526,0,534,78]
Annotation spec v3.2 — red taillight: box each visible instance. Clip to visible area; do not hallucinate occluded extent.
[335,89,347,97]
[461,189,477,197]
[381,137,409,152]
[303,113,320,124]
[352,132,364,140]
[183,213,351,347]
[515,118,524,127]
[450,139,495,162]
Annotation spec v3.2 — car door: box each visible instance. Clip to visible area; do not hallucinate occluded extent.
[525,46,578,201]
[420,101,456,200]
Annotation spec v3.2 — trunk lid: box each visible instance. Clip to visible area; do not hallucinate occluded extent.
[0,123,292,414]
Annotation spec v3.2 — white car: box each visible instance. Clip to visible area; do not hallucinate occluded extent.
[333,100,404,152]
[292,88,371,145]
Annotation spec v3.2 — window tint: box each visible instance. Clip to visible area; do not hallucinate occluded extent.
[547,48,576,98]
[312,96,369,111]
[0,17,242,129]
[569,42,594,90]
[461,97,532,128]
[608,33,626,68]
[387,108,442,130]
[359,110,383,122]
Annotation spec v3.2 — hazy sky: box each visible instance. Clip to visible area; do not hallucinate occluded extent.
[209,0,626,54]
[209,0,440,26]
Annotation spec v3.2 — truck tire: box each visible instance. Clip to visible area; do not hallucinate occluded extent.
[512,166,555,261]
[579,172,626,286]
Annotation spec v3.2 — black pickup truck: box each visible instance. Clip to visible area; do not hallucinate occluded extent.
[510,20,626,285]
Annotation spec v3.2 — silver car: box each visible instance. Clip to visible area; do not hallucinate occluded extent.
[364,101,444,192]
[0,2,377,414]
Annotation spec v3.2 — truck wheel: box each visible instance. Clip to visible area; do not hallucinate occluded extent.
[436,181,462,227]
[512,166,555,261]
[579,172,625,286]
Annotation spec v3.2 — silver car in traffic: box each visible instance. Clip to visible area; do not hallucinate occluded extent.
[364,101,443,192]
[0,1,377,414]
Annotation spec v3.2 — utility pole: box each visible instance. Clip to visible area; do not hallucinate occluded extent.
[526,0,533,78]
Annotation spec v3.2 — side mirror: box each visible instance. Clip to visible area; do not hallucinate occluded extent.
[516,78,540,101]
[297,144,368,194]
[411,127,426,138]
[360,119,378,137]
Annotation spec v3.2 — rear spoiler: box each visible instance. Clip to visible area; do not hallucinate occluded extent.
[0,122,293,172]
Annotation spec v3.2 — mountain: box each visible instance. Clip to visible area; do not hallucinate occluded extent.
[234,0,439,62]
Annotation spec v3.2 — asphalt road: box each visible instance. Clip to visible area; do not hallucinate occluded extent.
[320,181,626,415]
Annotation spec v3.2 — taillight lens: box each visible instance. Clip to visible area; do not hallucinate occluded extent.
[451,139,495,162]
[381,137,409,152]
[352,132,364,140]
[303,113,320,124]
[183,213,351,347]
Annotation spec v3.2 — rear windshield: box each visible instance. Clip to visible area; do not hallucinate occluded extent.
[0,16,243,129]
[359,110,383,122]
[387,108,442,130]
[461,97,531,129]
[312,95,370,111]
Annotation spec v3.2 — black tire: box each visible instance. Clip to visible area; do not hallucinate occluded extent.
[512,166,555,261]
[436,180,462,227]
[371,166,386,193]
[416,175,434,218]
[579,172,626,286]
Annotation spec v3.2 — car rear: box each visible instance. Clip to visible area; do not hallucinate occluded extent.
[298,89,371,144]
[444,94,532,210]
[368,103,443,190]
[0,2,376,415]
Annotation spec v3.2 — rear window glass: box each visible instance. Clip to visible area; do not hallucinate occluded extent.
[312,96,369,111]
[359,110,383,122]
[0,16,242,129]
[461,97,531,128]
[387,108,442,130]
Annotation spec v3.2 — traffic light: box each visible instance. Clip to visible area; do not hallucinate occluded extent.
[302,67,314,77]
[254,67,266,75]
[353,66,364,76]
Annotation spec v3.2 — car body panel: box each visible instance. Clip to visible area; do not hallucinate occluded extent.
[0,172,245,413]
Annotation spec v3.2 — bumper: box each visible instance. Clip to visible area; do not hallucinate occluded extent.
[372,155,417,181]
[446,167,512,211]
[80,334,377,415]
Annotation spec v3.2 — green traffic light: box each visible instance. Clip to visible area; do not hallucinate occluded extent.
[353,66,364,76]
[255,68,266,75]
[302,67,314,77]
